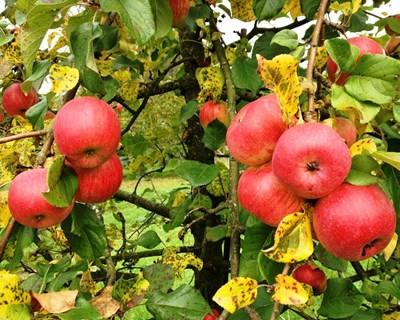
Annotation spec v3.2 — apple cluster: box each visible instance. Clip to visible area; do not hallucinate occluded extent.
[226,93,396,262]
[7,97,123,229]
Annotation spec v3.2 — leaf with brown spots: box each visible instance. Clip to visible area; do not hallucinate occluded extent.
[350,138,377,157]
[273,275,310,305]
[230,0,256,21]
[212,277,258,313]
[49,64,79,93]
[262,211,313,263]
[91,286,120,318]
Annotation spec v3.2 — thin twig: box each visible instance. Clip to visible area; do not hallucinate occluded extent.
[245,306,262,320]
[34,129,54,168]
[351,262,367,280]
[305,0,330,122]
[0,218,16,260]
[270,264,291,320]
[121,96,150,136]
[0,129,47,145]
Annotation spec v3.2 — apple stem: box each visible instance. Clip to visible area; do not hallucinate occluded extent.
[305,0,330,122]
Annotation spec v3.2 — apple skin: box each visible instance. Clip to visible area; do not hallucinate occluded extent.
[204,309,220,320]
[168,0,190,27]
[237,163,304,227]
[292,263,327,295]
[2,83,38,116]
[199,100,229,127]
[54,97,120,169]
[324,117,357,147]
[272,123,351,199]
[226,94,286,166]
[313,183,397,261]
[69,154,123,203]
[8,168,74,228]
[327,36,384,85]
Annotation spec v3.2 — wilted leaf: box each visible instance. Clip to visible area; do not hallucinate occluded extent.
[350,138,377,157]
[143,264,175,294]
[315,46,328,69]
[383,233,398,261]
[257,54,302,124]
[212,277,258,313]
[32,290,78,314]
[112,273,150,310]
[230,0,256,21]
[49,64,79,93]
[196,66,225,102]
[273,274,310,305]
[263,212,313,263]
[0,191,11,228]
[91,286,120,318]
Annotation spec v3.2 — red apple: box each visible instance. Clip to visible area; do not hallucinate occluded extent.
[272,123,351,199]
[69,153,123,203]
[53,96,120,169]
[199,100,229,127]
[237,163,304,227]
[324,117,357,147]
[204,309,220,320]
[168,0,190,27]
[313,183,397,261]
[8,168,74,228]
[292,263,327,295]
[226,94,286,166]
[327,36,384,85]
[0,111,5,122]
[2,83,38,116]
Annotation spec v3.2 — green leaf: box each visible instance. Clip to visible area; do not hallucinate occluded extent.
[346,155,381,186]
[70,22,104,93]
[314,244,349,272]
[16,0,35,13]
[122,134,151,156]
[377,280,400,299]
[147,284,211,320]
[352,54,400,82]
[61,204,106,260]
[180,100,199,123]
[164,197,192,232]
[252,31,291,60]
[137,230,162,249]
[43,165,78,208]
[150,0,172,39]
[232,56,263,95]
[7,225,35,270]
[57,297,101,320]
[202,120,227,151]
[186,4,211,31]
[93,25,119,52]
[205,225,228,242]
[48,260,88,291]
[350,309,382,320]
[0,304,32,320]
[319,278,364,319]
[0,33,14,46]
[373,151,400,171]
[20,0,77,76]
[393,103,400,123]
[381,164,400,234]
[349,11,373,32]
[345,76,395,105]
[143,263,175,294]
[325,38,359,72]
[301,0,320,19]
[254,0,286,20]
[271,30,298,50]
[164,159,219,188]
[99,0,155,45]
[25,98,47,130]
[22,60,51,90]
[331,85,380,124]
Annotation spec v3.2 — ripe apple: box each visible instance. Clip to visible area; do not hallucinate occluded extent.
[292,263,327,295]
[2,83,38,116]
[324,117,357,147]
[313,183,397,261]
[226,94,286,166]
[69,153,123,203]
[204,309,220,320]
[53,96,120,169]
[327,36,384,85]
[8,168,74,228]
[237,163,304,227]
[272,123,351,199]
[168,0,190,27]
[199,100,229,127]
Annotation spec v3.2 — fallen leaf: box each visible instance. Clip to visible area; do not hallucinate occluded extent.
[91,286,120,318]
[32,290,78,313]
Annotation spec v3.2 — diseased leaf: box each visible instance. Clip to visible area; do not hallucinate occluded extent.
[196,66,225,102]
[0,270,31,306]
[91,286,120,319]
[329,0,362,15]
[162,249,203,277]
[49,64,79,93]
[0,191,11,229]
[212,277,258,313]
[282,0,303,19]
[230,0,256,21]
[273,274,310,305]
[350,138,377,157]
[143,264,175,294]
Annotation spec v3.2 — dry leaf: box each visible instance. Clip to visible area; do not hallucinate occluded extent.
[32,290,78,314]
[91,286,120,318]
[273,275,310,305]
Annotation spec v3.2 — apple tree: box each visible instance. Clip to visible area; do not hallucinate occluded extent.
[1,0,400,319]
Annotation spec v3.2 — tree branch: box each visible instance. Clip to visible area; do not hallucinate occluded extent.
[114,246,196,260]
[246,18,310,40]
[0,218,16,260]
[0,129,47,145]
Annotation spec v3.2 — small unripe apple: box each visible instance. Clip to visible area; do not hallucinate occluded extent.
[2,83,38,116]
[226,94,286,166]
[238,163,304,227]
[324,117,357,147]
[327,37,384,85]
[272,123,351,199]
[8,168,74,228]
[292,263,327,295]
[199,100,229,127]
[69,153,123,203]
[313,183,397,261]
[54,96,120,169]
[168,0,190,27]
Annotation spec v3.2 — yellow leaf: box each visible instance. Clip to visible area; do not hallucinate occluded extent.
[97,58,114,77]
[0,192,11,229]
[0,270,31,306]
[330,0,361,15]
[162,249,203,277]
[383,233,398,261]
[4,41,22,64]
[350,138,377,157]
[383,311,400,320]
[230,0,256,22]
[257,54,302,124]
[80,270,97,295]
[282,0,303,19]
[32,290,78,314]
[372,151,400,171]
[49,64,79,93]
[315,46,328,69]
[262,212,313,263]
[212,277,258,313]
[113,69,132,82]
[196,66,225,102]
[118,80,139,102]
[273,275,310,305]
